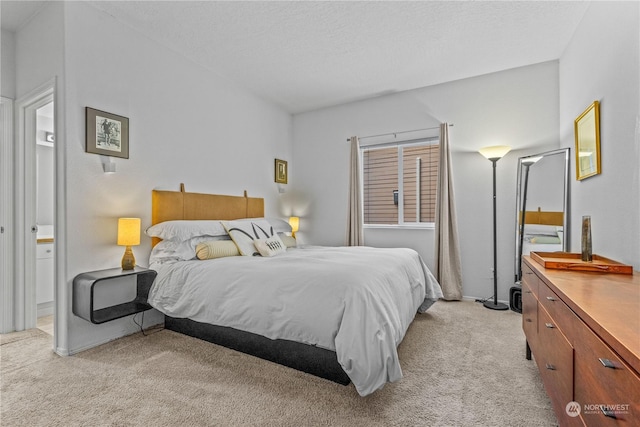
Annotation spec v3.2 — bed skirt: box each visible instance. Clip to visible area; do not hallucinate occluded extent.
[164,316,351,386]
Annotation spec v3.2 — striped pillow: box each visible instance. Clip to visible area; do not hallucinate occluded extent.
[195,240,240,260]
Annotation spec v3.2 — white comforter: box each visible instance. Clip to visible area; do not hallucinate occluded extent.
[148,245,443,396]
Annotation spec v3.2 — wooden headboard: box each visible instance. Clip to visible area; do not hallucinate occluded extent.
[151,183,264,247]
[519,207,564,226]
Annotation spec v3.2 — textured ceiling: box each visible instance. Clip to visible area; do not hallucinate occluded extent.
[2,1,590,114]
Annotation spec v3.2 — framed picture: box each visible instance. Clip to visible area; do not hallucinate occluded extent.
[574,101,600,180]
[275,158,288,184]
[86,107,129,159]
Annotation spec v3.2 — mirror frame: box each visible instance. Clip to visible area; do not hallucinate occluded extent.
[514,148,570,282]
[574,101,601,180]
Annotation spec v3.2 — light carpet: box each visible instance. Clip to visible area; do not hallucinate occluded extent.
[0,301,557,426]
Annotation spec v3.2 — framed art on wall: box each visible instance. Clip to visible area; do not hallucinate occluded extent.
[86,107,129,159]
[275,158,288,184]
[574,101,600,180]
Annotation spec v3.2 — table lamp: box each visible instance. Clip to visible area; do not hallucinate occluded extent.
[289,216,299,238]
[117,218,140,270]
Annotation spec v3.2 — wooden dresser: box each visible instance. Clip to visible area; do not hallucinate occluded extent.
[522,256,640,426]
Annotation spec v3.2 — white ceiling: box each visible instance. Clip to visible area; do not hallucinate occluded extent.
[2,1,590,114]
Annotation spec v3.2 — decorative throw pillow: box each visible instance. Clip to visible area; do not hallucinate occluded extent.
[279,234,297,248]
[253,235,287,257]
[195,240,240,260]
[222,219,276,256]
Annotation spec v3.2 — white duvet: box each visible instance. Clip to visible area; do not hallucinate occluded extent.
[148,245,443,396]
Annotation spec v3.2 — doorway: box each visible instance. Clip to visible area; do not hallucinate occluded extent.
[13,80,55,341]
[35,101,55,336]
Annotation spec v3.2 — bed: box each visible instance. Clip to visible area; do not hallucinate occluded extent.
[146,185,443,396]
[519,208,564,256]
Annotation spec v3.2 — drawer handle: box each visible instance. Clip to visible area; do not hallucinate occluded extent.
[524,290,532,294]
[600,406,618,419]
[545,323,555,329]
[545,363,556,371]
[599,358,617,369]
[546,296,557,302]
[525,318,533,323]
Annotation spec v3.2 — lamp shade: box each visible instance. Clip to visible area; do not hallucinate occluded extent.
[289,216,299,234]
[117,218,141,246]
[479,145,512,160]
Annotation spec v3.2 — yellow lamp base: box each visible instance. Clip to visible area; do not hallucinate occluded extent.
[121,246,136,270]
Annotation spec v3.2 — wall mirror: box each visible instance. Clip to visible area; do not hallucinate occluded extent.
[514,148,570,282]
[574,100,601,180]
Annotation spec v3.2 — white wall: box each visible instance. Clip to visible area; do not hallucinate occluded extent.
[559,2,640,267]
[15,2,293,353]
[293,61,560,301]
[1,29,16,99]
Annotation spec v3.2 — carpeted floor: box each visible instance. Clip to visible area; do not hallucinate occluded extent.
[0,301,557,426]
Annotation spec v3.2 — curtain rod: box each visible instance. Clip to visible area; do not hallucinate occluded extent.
[346,123,453,142]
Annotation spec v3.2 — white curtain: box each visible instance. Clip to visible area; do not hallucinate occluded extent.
[346,136,363,246]
[434,123,463,300]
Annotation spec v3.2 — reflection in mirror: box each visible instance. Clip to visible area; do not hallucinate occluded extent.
[514,148,570,282]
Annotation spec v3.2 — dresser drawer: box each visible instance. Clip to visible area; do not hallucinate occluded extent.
[574,321,640,425]
[538,282,580,346]
[522,280,538,352]
[521,263,539,298]
[537,305,573,417]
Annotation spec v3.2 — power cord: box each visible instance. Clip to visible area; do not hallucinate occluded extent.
[132,311,164,336]
[475,295,493,303]
[133,311,147,335]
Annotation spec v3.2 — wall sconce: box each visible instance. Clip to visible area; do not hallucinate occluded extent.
[102,157,116,173]
[288,216,299,238]
[117,218,140,270]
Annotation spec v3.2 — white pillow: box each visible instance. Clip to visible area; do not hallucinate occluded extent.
[145,220,227,242]
[279,234,297,248]
[254,235,287,257]
[222,219,276,256]
[195,240,240,260]
[149,235,220,264]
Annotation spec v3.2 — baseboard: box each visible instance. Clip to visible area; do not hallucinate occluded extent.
[67,319,164,356]
[37,301,54,318]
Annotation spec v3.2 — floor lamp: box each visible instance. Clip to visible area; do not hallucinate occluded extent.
[516,156,541,282]
[479,145,511,310]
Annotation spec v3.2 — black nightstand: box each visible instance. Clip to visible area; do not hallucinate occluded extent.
[72,267,157,324]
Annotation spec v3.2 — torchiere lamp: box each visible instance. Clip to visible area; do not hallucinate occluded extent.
[478,145,511,310]
[118,218,140,270]
[516,156,541,282]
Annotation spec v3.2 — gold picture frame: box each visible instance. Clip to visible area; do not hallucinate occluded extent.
[574,101,600,180]
[274,158,288,184]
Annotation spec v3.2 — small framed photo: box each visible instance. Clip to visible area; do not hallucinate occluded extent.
[86,107,129,159]
[275,158,288,184]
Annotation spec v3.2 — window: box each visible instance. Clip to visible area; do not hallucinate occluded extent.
[361,138,439,226]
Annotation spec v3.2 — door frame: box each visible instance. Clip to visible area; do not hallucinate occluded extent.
[1,96,14,333]
[14,80,56,333]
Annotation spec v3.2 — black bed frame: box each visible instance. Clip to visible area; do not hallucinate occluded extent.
[165,316,351,386]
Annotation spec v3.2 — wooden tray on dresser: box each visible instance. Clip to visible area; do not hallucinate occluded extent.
[530,251,633,275]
